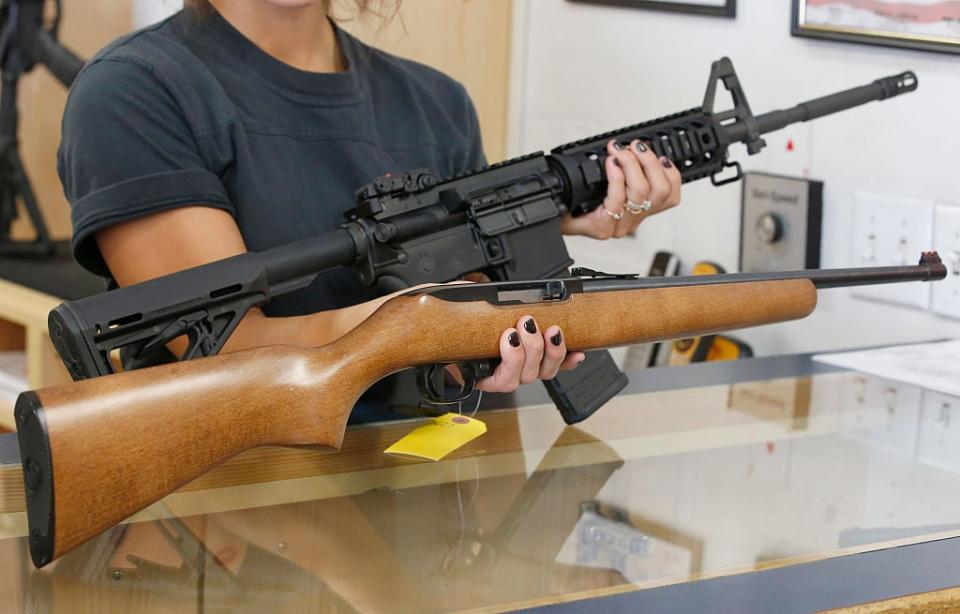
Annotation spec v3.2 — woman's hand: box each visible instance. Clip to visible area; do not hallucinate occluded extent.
[561,139,682,239]
[477,315,585,393]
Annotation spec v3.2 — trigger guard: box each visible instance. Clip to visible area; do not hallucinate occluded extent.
[415,364,479,405]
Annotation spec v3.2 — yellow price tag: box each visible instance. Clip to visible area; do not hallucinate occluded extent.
[384,413,487,461]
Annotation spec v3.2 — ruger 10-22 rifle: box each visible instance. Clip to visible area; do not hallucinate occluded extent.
[16,255,948,566]
[47,58,919,424]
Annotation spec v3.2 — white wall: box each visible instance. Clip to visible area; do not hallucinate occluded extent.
[511,0,960,356]
[133,0,182,28]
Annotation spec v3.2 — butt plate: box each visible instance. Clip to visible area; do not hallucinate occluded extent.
[14,392,55,567]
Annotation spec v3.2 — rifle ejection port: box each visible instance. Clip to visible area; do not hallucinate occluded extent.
[546,280,567,299]
[497,280,569,304]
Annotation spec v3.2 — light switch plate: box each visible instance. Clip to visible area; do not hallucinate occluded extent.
[931,204,960,320]
[852,192,934,310]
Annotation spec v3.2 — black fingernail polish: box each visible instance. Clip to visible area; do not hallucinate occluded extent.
[661,157,673,169]
[551,331,563,346]
[612,141,623,151]
[635,141,648,153]
[509,332,521,347]
[524,319,537,334]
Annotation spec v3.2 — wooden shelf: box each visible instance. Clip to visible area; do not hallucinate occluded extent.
[0,279,72,430]
[0,399,11,432]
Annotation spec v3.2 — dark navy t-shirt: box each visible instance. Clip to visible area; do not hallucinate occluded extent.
[59,8,486,317]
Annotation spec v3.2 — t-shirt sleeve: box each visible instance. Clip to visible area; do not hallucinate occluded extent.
[462,93,487,170]
[59,57,234,276]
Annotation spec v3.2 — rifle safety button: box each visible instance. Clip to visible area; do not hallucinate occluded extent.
[511,210,527,225]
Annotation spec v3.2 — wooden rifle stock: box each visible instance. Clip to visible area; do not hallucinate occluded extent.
[15,279,816,566]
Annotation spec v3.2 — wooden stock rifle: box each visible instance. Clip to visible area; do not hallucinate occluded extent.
[15,254,946,567]
[47,59,920,426]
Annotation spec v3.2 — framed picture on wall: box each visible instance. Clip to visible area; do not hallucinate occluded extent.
[792,0,960,55]
[567,0,736,18]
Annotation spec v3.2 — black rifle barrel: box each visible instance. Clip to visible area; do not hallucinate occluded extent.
[582,258,946,294]
[727,71,918,141]
[36,29,84,86]
[800,259,944,288]
[0,1,82,86]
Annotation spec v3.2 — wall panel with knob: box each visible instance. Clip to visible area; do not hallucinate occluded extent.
[739,173,822,273]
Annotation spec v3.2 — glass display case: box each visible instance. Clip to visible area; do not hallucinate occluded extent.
[1,355,959,613]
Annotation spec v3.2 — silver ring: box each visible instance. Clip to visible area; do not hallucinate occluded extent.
[626,199,653,215]
[602,205,625,221]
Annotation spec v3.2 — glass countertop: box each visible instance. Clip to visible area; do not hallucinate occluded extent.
[1,359,959,613]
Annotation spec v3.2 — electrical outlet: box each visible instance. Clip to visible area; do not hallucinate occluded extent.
[852,192,934,309]
[931,204,960,320]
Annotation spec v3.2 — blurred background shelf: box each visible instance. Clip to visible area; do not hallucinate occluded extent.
[0,278,66,430]
[0,244,105,430]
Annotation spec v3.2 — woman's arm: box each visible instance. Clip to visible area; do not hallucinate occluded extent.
[96,206,583,390]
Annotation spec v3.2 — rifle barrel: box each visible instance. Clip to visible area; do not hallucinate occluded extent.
[727,71,918,141]
[582,257,946,293]
[36,30,84,87]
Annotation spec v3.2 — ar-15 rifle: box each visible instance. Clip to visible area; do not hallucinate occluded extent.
[1,0,86,257]
[47,58,919,424]
[16,255,947,567]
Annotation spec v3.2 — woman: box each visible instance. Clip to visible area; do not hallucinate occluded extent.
[59,0,682,401]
